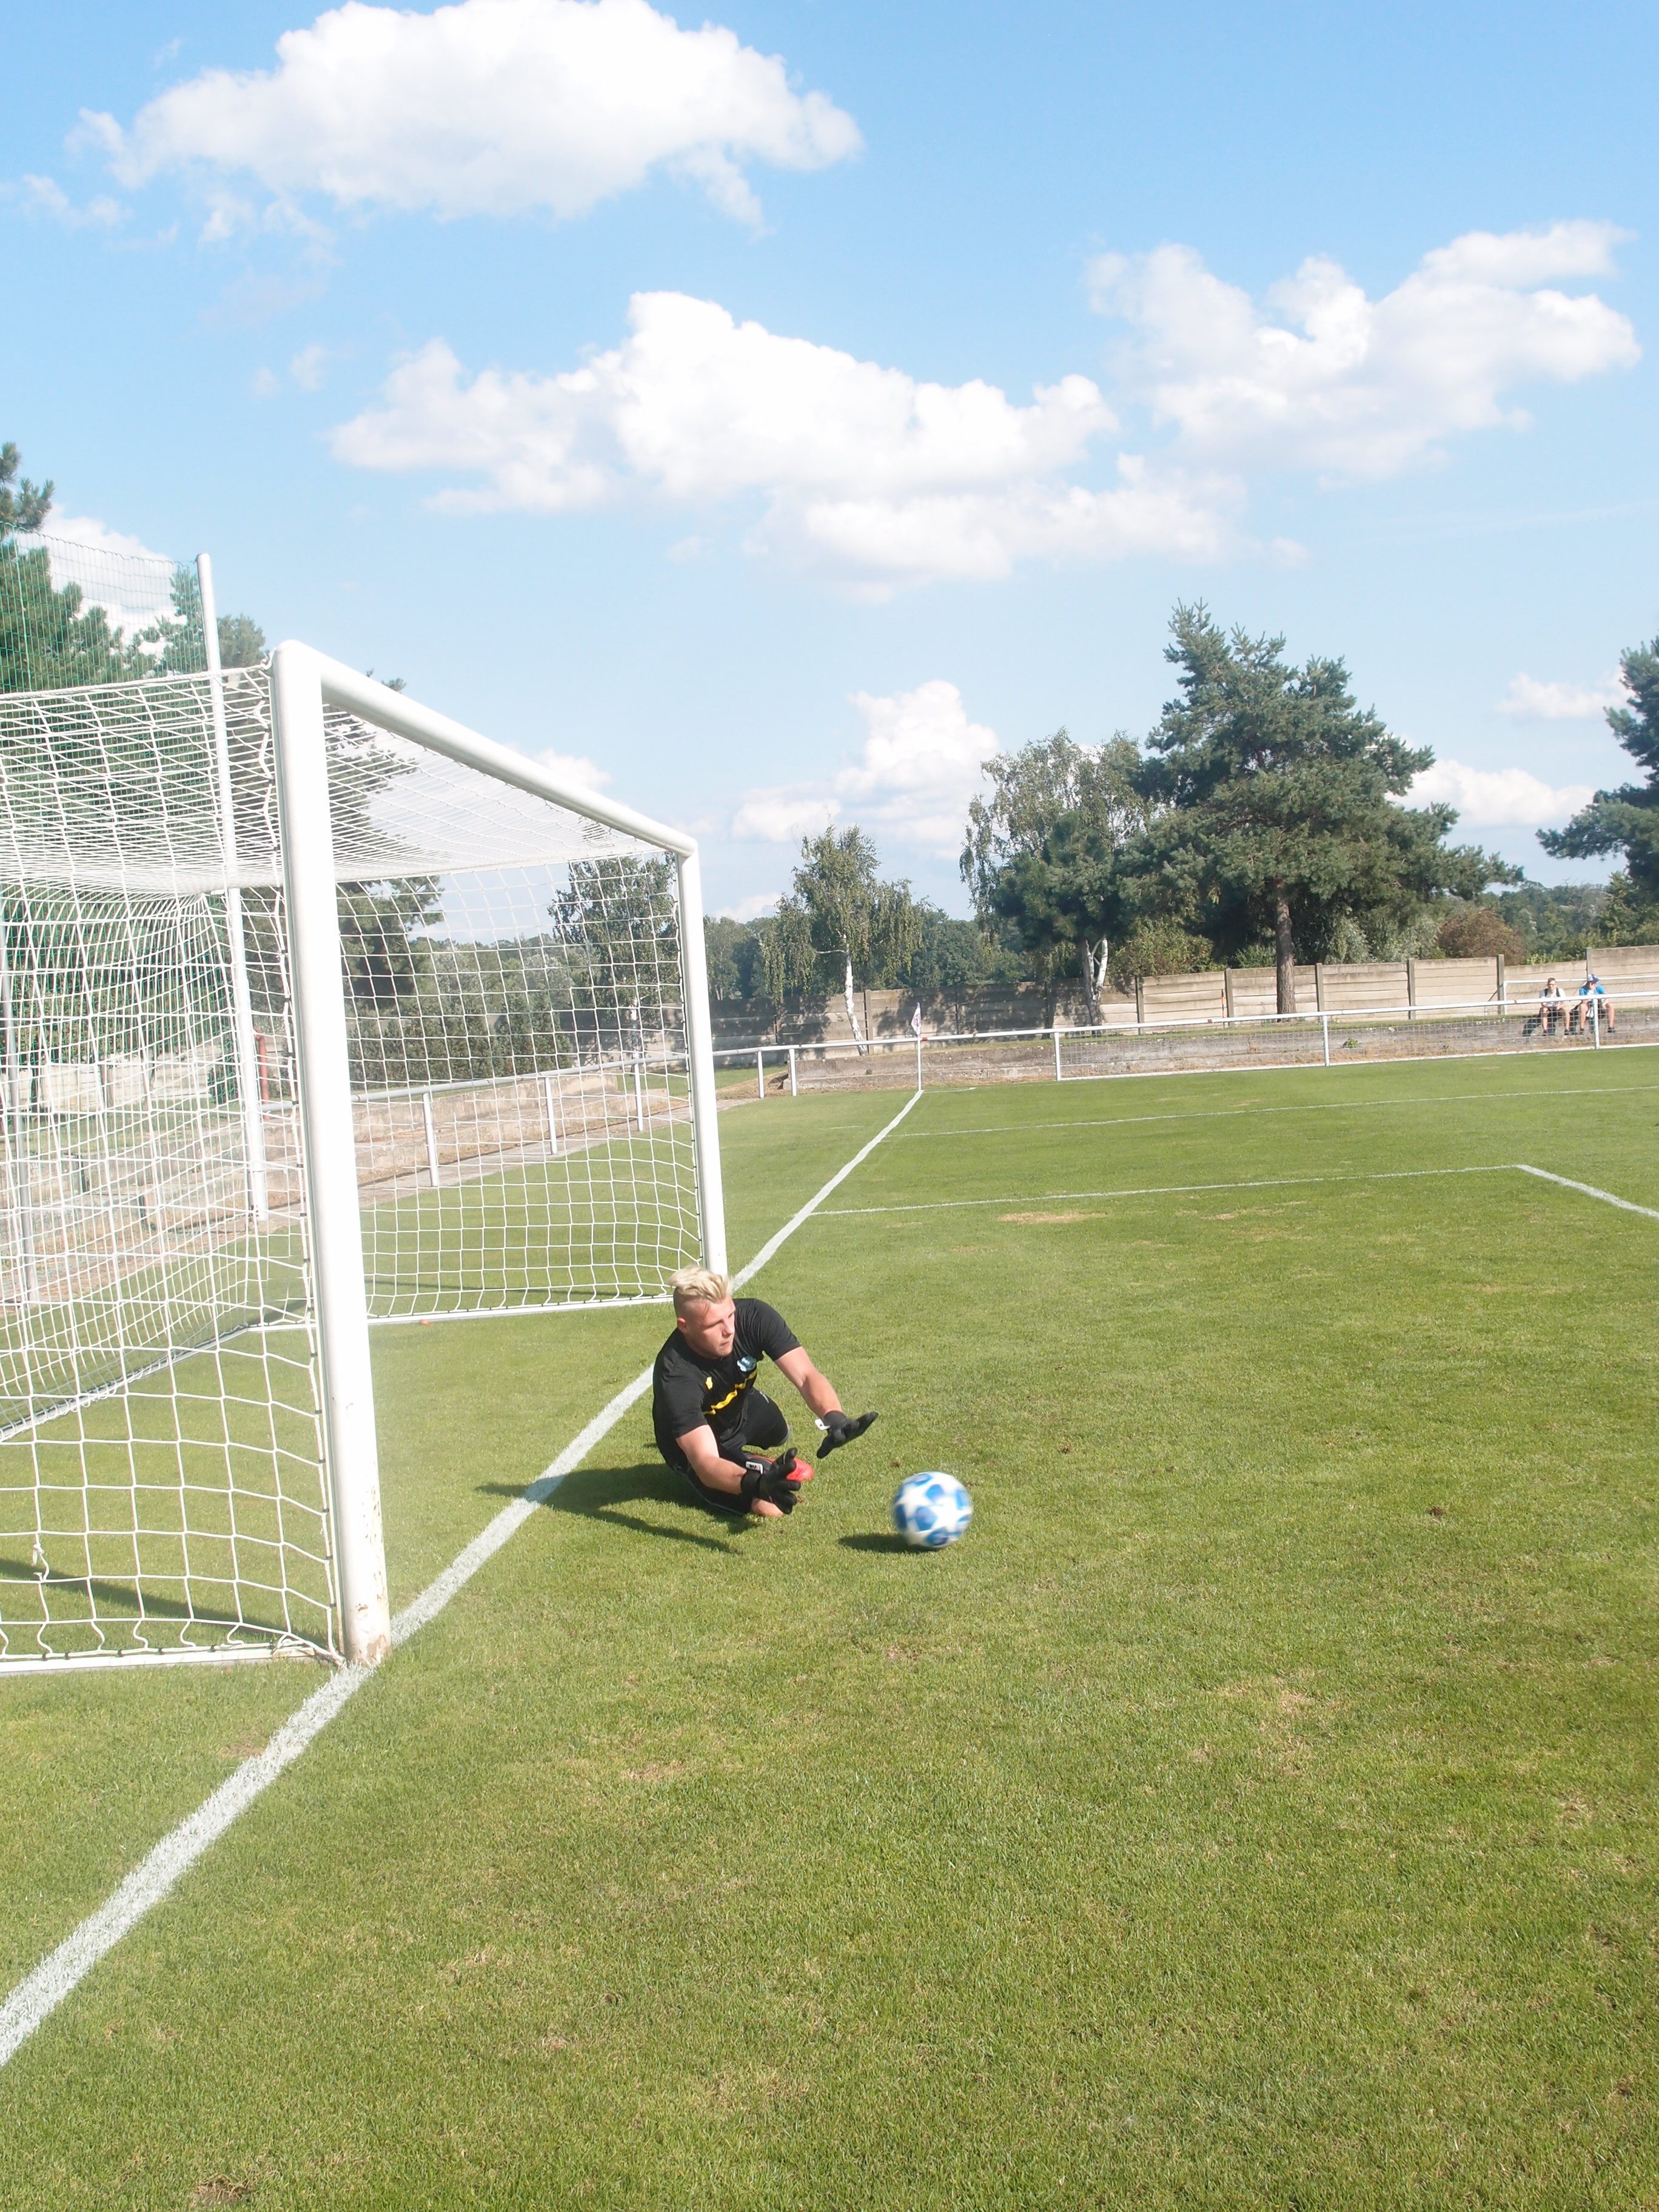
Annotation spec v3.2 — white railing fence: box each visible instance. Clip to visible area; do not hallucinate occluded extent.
[710,984,1658,1096]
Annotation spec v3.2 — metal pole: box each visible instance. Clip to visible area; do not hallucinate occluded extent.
[1594,996,1601,1049]
[674,848,728,1276]
[1052,1027,1062,1082]
[634,1053,647,1128]
[542,1073,560,1156]
[421,1090,440,1185]
[788,1044,797,1097]
[0,914,37,1305]
[756,1047,765,1103]
[915,1028,923,1093]
[1321,1011,1330,1067]
[198,555,270,1228]
[270,643,390,1670]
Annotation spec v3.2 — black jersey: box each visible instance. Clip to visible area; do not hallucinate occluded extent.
[651,1299,800,1465]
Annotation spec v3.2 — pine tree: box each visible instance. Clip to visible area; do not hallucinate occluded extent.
[1538,640,1659,903]
[1129,606,1510,1013]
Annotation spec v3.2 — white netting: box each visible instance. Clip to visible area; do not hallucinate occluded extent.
[0,666,703,1666]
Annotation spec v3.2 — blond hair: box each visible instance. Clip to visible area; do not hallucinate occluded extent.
[669,1265,732,1315]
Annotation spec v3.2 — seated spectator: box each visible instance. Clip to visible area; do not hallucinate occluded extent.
[1538,976,1566,1035]
[1569,974,1612,1035]
[1585,973,1615,1035]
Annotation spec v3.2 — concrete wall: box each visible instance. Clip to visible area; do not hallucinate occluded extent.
[711,943,1659,1047]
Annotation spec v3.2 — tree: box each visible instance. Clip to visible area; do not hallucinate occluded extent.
[1492,880,1606,960]
[762,826,922,1050]
[703,914,768,1001]
[218,614,267,669]
[988,811,1131,1018]
[0,445,51,534]
[552,855,679,1034]
[1128,605,1512,1013]
[0,443,269,693]
[1434,905,1526,960]
[962,730,1148,1013]
[1538,639,1659,904]
[891,907,1023,994]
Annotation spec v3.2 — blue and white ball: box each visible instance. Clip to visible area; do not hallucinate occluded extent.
[892,1472,973,1549]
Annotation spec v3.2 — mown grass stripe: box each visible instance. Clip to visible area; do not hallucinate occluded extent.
[820,1162,1520,1217]
[902,1077,1659,1141]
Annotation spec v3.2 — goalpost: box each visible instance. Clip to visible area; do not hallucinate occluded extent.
[0,643,725,1674]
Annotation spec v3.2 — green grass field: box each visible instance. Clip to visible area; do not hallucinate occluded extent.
[4,1056,1658,2208]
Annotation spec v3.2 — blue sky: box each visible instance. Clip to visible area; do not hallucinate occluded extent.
[5,0,1656,914]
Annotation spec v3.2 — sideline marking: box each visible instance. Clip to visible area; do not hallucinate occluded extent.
[820,1164,1517,1218]
[1515,1163,1659,1222]
[902,1079,1659,1144]
[0,1090,923,2072]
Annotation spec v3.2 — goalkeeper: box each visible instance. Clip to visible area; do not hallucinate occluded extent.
[652,1267,877,1517]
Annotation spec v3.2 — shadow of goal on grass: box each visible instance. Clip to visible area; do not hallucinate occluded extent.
[476,1463,740,1553]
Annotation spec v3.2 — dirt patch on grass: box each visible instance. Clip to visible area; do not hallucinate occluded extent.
[1000,1210,1098,1224]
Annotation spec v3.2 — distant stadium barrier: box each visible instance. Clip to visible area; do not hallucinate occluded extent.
[711,986,1658,1096]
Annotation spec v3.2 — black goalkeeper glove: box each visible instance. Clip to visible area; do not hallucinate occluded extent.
[817,1410,878,1458]
[739,1449,802,1513]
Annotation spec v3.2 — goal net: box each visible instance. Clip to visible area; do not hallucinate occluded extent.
[0,649,723,1672]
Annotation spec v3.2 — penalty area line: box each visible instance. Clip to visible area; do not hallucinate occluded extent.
[0,1088,922,2074]
[1514,1163,1659,1221]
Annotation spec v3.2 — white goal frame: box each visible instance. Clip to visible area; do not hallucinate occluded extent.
[271,643,726,1666]
[0,642,725,1677]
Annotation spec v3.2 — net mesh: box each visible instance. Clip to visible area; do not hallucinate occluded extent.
[0,665,701,1666]
[0,531,204,695]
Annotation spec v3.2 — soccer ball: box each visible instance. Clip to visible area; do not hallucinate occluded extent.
[892,1472,973,1549]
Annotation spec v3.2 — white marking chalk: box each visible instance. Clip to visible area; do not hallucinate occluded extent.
[0,1088,922,2070]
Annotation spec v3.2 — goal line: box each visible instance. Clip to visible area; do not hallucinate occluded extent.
[0,1086,920,2070]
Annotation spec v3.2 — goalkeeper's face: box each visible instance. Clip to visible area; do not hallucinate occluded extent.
[677,1295,737,1358]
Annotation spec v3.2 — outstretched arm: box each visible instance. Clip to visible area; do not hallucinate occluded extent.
[775,1346,842,1421]
[775,1347,878,1456]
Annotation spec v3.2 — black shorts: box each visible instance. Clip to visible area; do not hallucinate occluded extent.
[668,1390,790,1516]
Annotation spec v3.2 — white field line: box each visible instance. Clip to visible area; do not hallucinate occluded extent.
[0,1088,922,2073]
[1515,1164,1659,1221]
[819,1164,1517,1218]
[902,1080,1659,1145]
[730,1090,922,1284]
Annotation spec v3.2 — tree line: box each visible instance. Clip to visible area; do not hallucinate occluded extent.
[7,438,1652,1025]
[715,606,1659,1017]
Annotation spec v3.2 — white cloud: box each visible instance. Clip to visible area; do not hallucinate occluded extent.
[535,745,610,793]
[30,517,178,633]
[15,173,126,228]
[715,892,780,922]
[323,220,1635,594]
[1411,759,1595,828]
[332,292,1235,592]
[731,680,1000,854]
[89,0,860,229]
[289,341,330,390]
[43,515,171,563]
[1496,671,1624,720]
[1087,221,1638,480]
